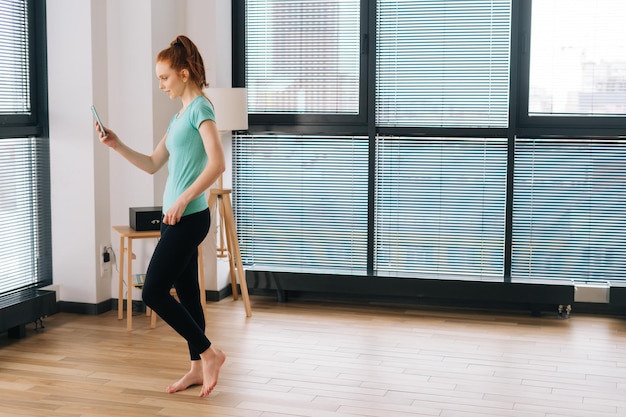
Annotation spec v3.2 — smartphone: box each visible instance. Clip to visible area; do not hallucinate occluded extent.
[91,105,107,137]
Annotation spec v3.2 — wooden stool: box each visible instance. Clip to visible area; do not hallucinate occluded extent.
[209,188,252,317]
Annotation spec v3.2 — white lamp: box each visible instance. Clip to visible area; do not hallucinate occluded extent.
[205,88,248,262]
[206,87,248,132]
[206,87,248,189]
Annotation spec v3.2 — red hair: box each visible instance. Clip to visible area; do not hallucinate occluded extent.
[157,35,209,90]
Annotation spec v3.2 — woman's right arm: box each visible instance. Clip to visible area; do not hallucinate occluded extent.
[96,122,169,174]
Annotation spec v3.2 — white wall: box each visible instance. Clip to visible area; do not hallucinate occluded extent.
[47,0,101,304]
[47,0,234,306]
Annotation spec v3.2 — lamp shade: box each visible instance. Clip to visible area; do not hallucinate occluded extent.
[206,87,248,131]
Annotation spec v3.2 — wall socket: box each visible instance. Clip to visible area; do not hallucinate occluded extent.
[100,244,112,277]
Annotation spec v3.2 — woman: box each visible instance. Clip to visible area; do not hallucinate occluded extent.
[95,35,225,398]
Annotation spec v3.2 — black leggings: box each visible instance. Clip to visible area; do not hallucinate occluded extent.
[142,208,211,361]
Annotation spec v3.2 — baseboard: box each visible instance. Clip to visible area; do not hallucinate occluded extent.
[55,288,236,316]
[58,299,112,315]
[207,286,235,301]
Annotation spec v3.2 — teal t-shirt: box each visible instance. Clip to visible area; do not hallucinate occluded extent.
[163,95,215,216]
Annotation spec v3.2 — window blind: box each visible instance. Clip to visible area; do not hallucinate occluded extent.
[375,136,508,279]
[376,0,511,128]
[0,0,51,296]
[233,134,369,273]
[0,0,31,115]
[512,139,626,283]
[245,0,360,114]
[0,138,52,294]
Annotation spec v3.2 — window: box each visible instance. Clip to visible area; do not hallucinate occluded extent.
[238,0,368,275]
[0,138,52,294]
[0,0,30,115]
[528,0,626,117]
[512,1,626,285]
[233,134,369,273]
[376,0,511,128]
[0,0,50,295]
[0,0,45,136]
[373,1,511,280]
[244,0,363,124]
[512,139,626,283]
[235,0,626,287]
[375,137,507,279]
[237,0,513,279]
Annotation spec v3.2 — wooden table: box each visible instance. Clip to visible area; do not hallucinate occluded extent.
[113,225,207,331]
[112,226,161,330]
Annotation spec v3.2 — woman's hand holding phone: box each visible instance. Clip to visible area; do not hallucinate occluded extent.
[91,105,109,138]
[91,105,120,148]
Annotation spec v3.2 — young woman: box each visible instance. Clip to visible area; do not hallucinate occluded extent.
[95,35,226,398]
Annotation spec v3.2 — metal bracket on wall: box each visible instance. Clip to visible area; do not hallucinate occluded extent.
[557,304,572,319]
[33,317,45,330]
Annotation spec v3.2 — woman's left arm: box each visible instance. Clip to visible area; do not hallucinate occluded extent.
[163,119,226,225]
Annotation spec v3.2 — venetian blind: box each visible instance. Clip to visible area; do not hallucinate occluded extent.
[0,138,52,294]
[0,0,31,116]
[375,137,508,279]
[0,0,51,295]
[376,0,511,128]
[233,135,369,273]
[512,139,626,283]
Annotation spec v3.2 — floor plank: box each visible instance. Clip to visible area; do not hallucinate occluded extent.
[1,296,626,416]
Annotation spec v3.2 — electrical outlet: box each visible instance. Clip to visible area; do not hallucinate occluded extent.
[100,244,112,277]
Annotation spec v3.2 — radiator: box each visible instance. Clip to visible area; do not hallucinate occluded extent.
[573,281,610,303]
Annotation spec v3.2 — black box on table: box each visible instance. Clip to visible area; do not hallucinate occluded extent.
[129,206,163,231]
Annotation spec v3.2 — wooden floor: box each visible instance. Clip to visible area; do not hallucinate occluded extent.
[1,297,626,417]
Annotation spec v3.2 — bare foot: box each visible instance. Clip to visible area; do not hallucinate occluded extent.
[166,364,203,393]
[199,347,226,397]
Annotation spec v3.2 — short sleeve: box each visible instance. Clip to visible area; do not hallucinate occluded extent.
[189,97,215,130]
